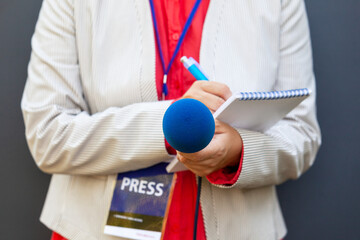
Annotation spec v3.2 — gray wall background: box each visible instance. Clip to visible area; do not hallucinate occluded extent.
[0,0,359,239]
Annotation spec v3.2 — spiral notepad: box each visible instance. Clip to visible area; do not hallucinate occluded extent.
[236,88,310,101]
[213,88,311,132]
[167,88,311,172]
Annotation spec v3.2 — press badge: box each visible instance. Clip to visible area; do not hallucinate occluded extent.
[104,163,175,240]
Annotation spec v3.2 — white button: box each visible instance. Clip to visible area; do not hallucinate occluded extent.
[172,33,179,40]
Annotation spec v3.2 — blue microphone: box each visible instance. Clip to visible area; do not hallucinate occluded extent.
[162,98,215,153]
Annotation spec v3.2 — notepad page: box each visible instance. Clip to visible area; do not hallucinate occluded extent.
[215,94,309,132]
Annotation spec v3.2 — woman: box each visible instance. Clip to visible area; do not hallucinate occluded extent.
[22,0,321,239]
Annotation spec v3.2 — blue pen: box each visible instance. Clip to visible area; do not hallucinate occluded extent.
[180,56,209,80]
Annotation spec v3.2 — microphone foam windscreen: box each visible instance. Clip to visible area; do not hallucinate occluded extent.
[162,98,215,153]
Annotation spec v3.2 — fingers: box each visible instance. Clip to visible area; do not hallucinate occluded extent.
[183,81,232,100]
[177,136,226,171]
[214,119,234,134]
[182,81,232,112]
[199,81,232,100]
[176,120,243,176]
[197,91,225,113]
[177,154,217,176]
[200,81,232,101]
[181,164,215,177]
[182,85,225,112]
[178,155,222,169]
[177,123,227,163]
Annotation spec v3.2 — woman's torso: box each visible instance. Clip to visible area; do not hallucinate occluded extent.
[40,1,287,239]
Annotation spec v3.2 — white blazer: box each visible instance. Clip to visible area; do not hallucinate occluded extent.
[21,0,321,239]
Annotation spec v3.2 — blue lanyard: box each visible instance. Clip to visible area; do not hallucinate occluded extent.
[149,0,203,99]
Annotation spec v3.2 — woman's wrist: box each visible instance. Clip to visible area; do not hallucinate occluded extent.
[226,128,243,168]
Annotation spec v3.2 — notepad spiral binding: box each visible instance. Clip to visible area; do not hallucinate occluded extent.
[237,88,310,101]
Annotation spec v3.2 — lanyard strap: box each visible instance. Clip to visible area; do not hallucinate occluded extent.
[149,0,203,97]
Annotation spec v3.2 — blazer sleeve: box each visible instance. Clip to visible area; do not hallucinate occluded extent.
[21,0,172,175]
[210,0,321,189]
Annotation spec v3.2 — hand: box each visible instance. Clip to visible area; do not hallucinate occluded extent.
[182,81,232,113]
[177,120,243,177]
